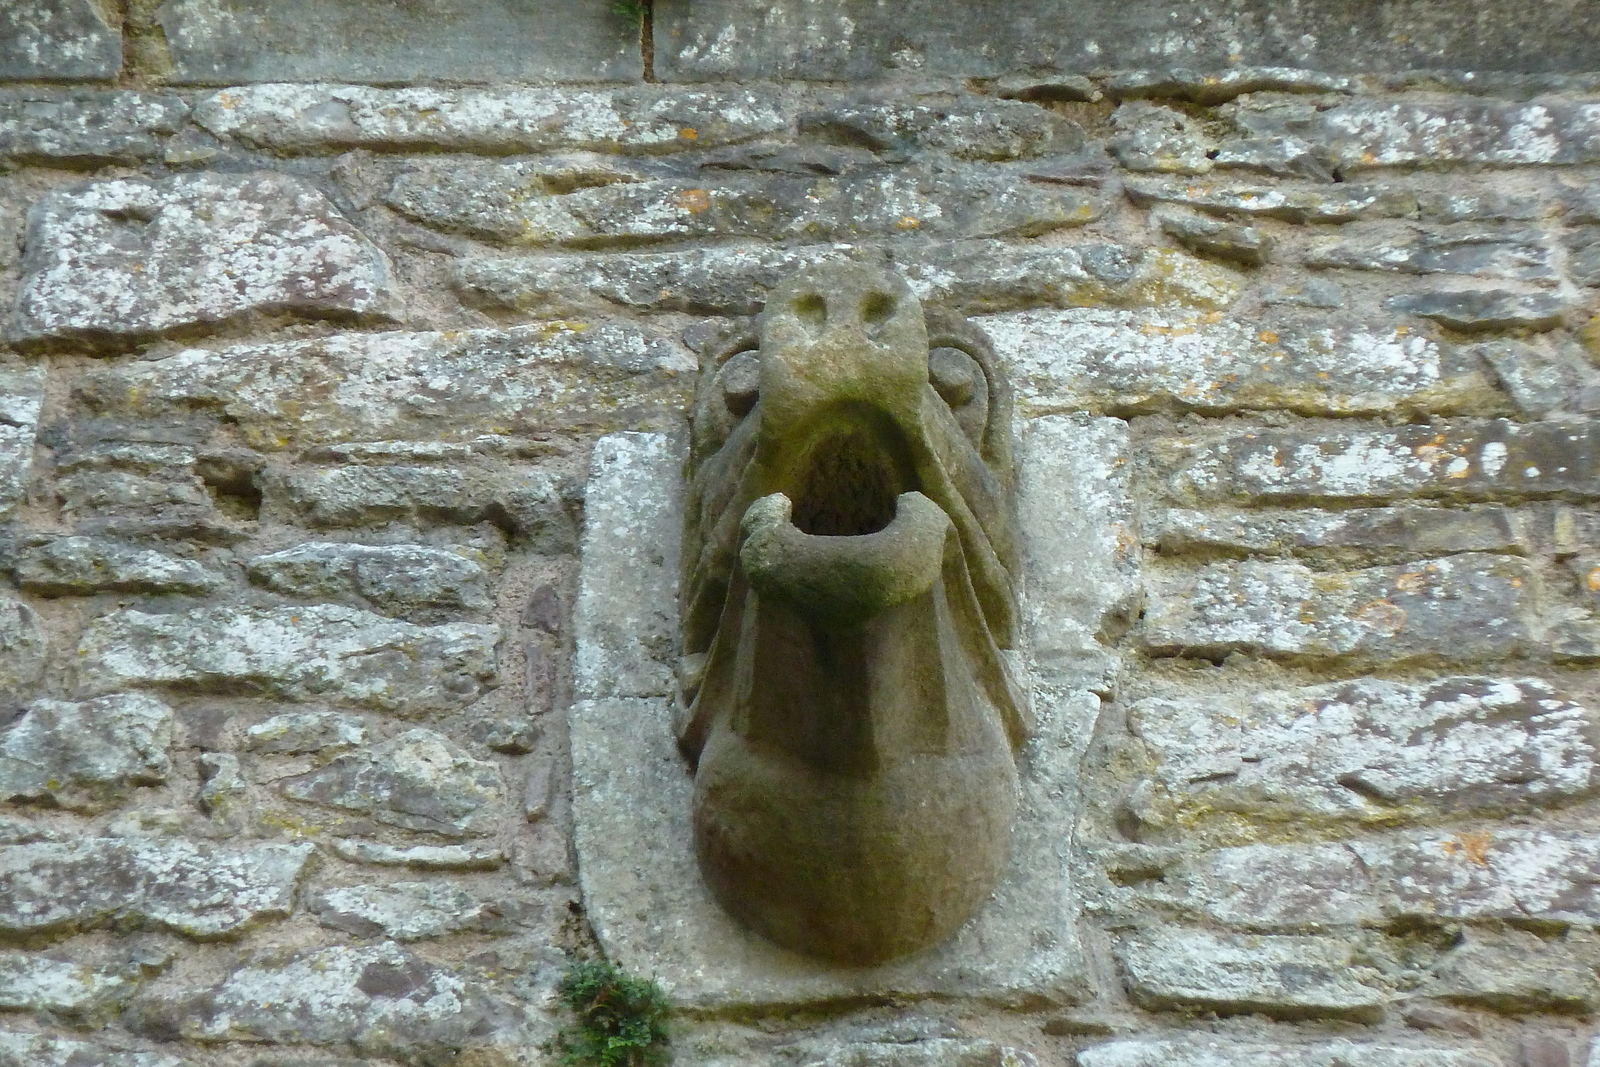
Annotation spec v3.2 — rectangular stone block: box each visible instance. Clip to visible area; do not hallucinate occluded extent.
[1126,179,1418,223]
[655,0,1600,80]
[157,0,640,84]
[0,361,44,523]
[1304,227,1558,282]
[983,309,1495,418]
[1145,504,1524,560]
[1080,1039,1501,1067]
[1149,419,1600,505]
[0,92,187,166]
[0,1,120,81]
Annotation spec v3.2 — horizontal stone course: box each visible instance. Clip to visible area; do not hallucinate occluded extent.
[0,693,174,813]
[1305,227,1557,282]
[246,542,491,614]
[0,952,134,1016]
[0,92,187,165]
[0,1,120,81]
[1079,1039,1500,1067]
[15,536,225,596]
[0,1030,187,1067]
[1145,504,1524,560]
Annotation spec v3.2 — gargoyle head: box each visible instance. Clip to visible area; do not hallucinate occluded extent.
[678,263,1028,965]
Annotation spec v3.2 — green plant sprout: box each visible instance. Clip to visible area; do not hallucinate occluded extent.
[557,958,671,1067]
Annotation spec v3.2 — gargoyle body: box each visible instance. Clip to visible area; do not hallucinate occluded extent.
[678,264,1028,965]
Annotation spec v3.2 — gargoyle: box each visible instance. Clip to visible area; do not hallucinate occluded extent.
[677,263,1029,965]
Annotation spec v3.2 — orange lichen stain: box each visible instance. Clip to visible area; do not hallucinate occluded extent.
[1316,371,1331,380]
[1258,330,1279,344]
[896,216,921,230]
[1393,572,1427,594]
[1362,152,1379,164]
[678,127,699,140]
[1201,310,1225,324]
[1442,831,1494,866]
[1395,325,1410,336]
[1588,567,1600,593]
[217,92,240,110]
[677,188,712,214]
[1353,599,1407,634]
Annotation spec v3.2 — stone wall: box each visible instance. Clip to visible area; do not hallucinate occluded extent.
[3,2,1600,1066]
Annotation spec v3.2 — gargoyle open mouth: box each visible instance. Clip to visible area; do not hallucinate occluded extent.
[678,263,1028,965]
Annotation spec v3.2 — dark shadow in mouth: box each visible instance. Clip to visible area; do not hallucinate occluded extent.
[787,405,917,537]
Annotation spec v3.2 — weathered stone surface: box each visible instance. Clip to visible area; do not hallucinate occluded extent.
[1418,189,1542,223]
[1426,928,1600,1014]
[779,1037,1034,1066]
[0,1,120,81]
[329,839,505,871]
[800,98,1078,161]
[1150,419,1600,505]
[1116,928,1386,1021]
[1387,289,1570,332]
[1142,553,1534,665]
[0,362,45,523]
[457,242,1239,319]
[1146,504,1523,560]
[0,837,313,938]
[0,92,188,165]
[1158,212,1272,267]
[1079,1039,1498,1067]
[128,942,526,1060]
[387,162,1103,247]
[1474,339,1596,417]
[196,84,785,153]
[76,323,695,451]
[1131,677,1598,828]
[0,1031,185,1067]
[0,693,174,814]
[1261,277,1345,308]
[310,881,506,941]
[983,309,1488,418]
[1110,104,1213,174]
[195,752,245,818]
[15,537,224,597]
[247,543,490,614]
[1106,67,1356,105]
[158,0,638,83]
[1018,416,1139,693]
[11,173,398,352]
[76,605,500,717]
[1126,179,1418,223]
[244,711,367,755]
[0,952,133,1015]
[1307,228,1557,282]
[48,444,240,543]
[279,728,505,838]
[0,597,46,705]
[1210,134,1333,181]
[573,433,683,702]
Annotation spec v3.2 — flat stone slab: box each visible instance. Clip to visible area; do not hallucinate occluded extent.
[570,429,1109,1009]
[0,1,120,81]
[1079,1039,1501,1067]
[157,0,640,84]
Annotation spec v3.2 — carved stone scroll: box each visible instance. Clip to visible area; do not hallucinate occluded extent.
[678,263,1029,965]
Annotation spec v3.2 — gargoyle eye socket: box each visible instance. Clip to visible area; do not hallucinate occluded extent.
[719,348,762,418]
[928,346,983,408]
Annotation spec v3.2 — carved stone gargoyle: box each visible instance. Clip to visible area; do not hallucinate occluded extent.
[677,263,1029,965]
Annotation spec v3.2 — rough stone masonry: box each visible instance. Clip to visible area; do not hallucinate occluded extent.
[3,1,1600,1065]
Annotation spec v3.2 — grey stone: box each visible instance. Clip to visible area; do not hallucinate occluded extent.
[75,323,695,452]
[1109,103,1212,175]
[244,712,367,755]
[0,362,44,523]
[279,728,505,838]
[386,161,1104,247]
[981,308,1492,418]
[310,882,506,941]
[1150,419,1600,505]
[0,837,313,938]
[247,543,491,614]
[779,1037,1026,1066]
[1017,416,1139,693]
[0,597,46,705]
[1158,212,1273,267]
[328,839,505,871]
[1475,339,1598,416]
[0,92,188,166]
[1567,228,1600,287]
[456,242,1240,319]
[1146,504,1524,561]
[48,444,241,543]
[1418,190,1543,223]
[1141,553,1534,665]
[573,433,683,702]
[15,537,224,597]
[1210,135,1334,181]
[0,693,174,814]
[195,752,245,818]
[1309,228,1558,282]
[76,605,500,717]
[1116,928,1387,1021]
[1261,277,1345,308]
[0,1,120,81]
[0,1031,186,1067]
[1126,179,1417,223]
[195,84,786,154]
[1426,928,1600,1014]
[127,942,527,1061]
[1388,290,1573,332]
[1078,1039,1499,1067]
[471,716,539,756]
[1130,677,1598,828]
[11,172,398,353]
[267,465,576,551]
[1403,1004,1485,1037]
[1106,67,1357,105]
[158,0,638,83]
[798,97,1078,161]
[0,952,134,1015]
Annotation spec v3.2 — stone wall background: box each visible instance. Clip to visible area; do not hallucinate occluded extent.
[3,1,1600,1066]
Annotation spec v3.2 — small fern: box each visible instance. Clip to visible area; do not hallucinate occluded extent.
[557,958,671,1067]
[612,0,648,24]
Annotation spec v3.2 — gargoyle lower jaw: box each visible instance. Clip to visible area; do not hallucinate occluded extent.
[738,490,952,627]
